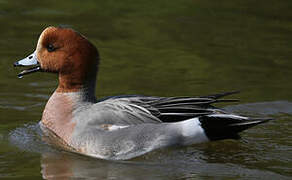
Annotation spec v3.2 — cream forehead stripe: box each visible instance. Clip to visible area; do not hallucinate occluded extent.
[36,28,49,53]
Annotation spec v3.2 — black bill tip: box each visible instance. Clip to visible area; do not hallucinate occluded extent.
[13,61,23,67]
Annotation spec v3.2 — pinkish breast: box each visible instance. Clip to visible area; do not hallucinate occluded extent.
[41,92,76,146]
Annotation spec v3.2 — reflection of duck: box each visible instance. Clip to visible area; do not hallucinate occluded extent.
[14,26,271,160]
[40,150,198,180]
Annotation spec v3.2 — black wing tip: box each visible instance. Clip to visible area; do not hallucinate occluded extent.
[201,91,240,99]
[215,99,240,103]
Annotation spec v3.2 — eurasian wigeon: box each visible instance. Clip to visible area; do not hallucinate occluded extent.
[14,26,271,160]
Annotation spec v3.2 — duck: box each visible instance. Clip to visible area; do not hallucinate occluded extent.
[14,26,271,160]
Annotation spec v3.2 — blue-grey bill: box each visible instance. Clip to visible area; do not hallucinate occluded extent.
[14,51,41,78]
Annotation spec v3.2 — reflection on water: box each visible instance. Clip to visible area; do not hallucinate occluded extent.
[40,148,285,180]
[5,102,292,179]
[41,152,186,180]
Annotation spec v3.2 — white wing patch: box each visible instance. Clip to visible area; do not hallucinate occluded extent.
[100,124,129,131]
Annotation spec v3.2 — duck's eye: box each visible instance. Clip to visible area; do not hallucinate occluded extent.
[47,44,56,52]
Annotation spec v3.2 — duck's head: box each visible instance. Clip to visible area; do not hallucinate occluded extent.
[14,26,99,92]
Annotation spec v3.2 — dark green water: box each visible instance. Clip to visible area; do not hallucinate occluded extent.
[0,0,291,179]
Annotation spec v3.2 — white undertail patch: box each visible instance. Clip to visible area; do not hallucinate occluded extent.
[179,118,209,145]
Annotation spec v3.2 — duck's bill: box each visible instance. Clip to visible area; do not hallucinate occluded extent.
[13,51,41,78]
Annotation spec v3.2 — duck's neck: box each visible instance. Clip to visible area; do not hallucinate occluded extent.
[56,73,97,103]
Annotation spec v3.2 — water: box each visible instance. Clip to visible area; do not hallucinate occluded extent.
[0,0,292,179]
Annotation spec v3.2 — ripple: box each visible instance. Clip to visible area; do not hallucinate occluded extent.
[9,123,54,154]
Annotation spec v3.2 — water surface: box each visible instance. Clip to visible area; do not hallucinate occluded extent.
[0,0,291,179]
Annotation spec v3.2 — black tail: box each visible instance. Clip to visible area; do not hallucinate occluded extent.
[199,114,272,140]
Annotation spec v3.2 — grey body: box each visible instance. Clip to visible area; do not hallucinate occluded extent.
[64,94,208,160]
